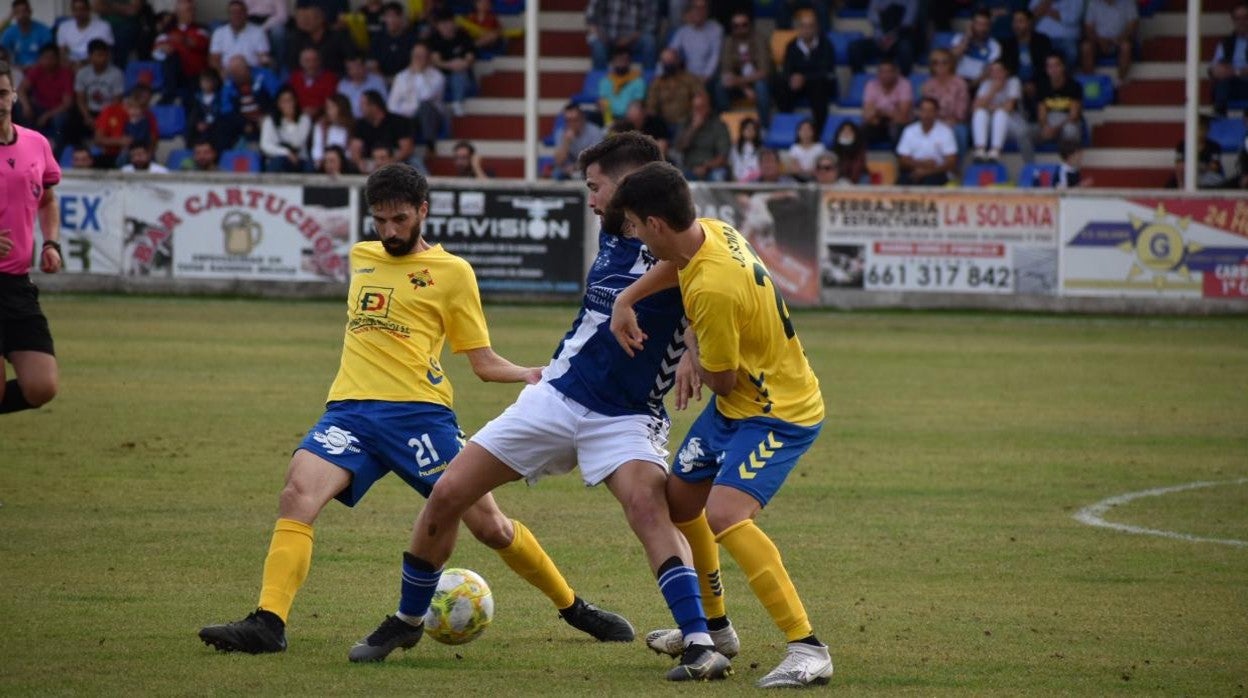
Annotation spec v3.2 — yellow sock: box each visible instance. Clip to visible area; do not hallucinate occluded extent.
[676,512,727,619]
[717,519,813,642]
[257,518,314,624]
[494,519,576,609]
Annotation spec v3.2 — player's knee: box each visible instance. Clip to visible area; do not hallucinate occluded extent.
[621,489,668,531]
[22,378,57,407]
[426,478,473,522]
[467,514,511,548]
[704,505,747,536]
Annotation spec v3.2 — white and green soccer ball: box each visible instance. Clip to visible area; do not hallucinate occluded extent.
[422,568,494,645]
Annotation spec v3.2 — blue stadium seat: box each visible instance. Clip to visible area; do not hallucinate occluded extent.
[538,155,554,178]
[838,72,871,108]
[836,3,867,18]
[220,149,261,173]
[763,112,804,149]
[124,60,164,92]
[963,161,1009,187]
[753,0,777,18]
[542,111,566,147]
[59,145,74,168]
[909,72,929,95]
[1076,73,1115,110]
[827,31,863,66]
[166,148,192,170]
[1208,117,1247,152]
[932,32,957,51]
[493,0,524,15]
[1018,163,1059,188]
[152,104,186,139]
[819,114,863,147]
[571,70,606,105]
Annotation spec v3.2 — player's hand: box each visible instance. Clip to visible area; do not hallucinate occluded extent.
[610,300,647,357]
[673,350,702,411]
[40,244,62,273]
[522,366,544,384]
[0,229,11,257]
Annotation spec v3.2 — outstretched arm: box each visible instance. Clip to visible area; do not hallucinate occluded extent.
[464,347,543,384]
[610,259,680,356]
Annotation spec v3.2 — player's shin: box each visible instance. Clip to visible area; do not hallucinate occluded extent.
[257,518,315,623]
[493,519,576,609]
[676,512,727,621]
[717,519,815,643]
[397,551,441,625]
[656,556,712,648]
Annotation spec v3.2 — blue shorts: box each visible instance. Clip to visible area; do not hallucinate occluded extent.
[671,399,822,507]
[296,400,466,507]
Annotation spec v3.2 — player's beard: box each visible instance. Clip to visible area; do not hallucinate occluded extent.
[382,228,421,256]
[600,206,627,237]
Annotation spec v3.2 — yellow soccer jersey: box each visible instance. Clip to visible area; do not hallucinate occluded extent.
[679,218,824,426]
[326,242,491,406]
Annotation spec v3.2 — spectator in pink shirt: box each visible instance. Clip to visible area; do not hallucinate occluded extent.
[920,48,969,154]
[861,58,912,145]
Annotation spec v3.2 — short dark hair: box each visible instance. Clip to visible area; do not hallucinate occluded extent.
[576,131,661,179]
[88,38,111,54]
[1013,8,1033,20]
[453,140,475,155]
[919,96,940,111]
[0,60,10,88]
[610,162,696,231]
[362,89,386,111]
[11,0,30,9]
[974,8,991,20]
[1058,138,1081,160]
[365,163,429,211]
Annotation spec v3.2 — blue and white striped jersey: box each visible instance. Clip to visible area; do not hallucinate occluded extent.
[542,231,687,417]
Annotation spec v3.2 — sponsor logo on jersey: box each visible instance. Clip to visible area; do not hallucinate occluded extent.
[313,426,360,455]
[357,286,393,317]
[427,357,445,385]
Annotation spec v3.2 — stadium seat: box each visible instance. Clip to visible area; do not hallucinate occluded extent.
[152,104,186,139]
[753,0,777,18]
[59,145,74,168]
[1018,163,1059,188]
[827,30,863,66]
[720,111,759,144]
[571,70,605,105]
[220,149,261,172]
[124,60,164,92]
[166,148,192,170]
[838,72,871,108]
[819,113,862,147]
[932,32,957,51]
[909,72,929,95]
[1208,118,1247,152]
[770,30,797,66]
[962,161,1009,187]
[538,155,554,178]
[1076,73,1115,110]
[763,112,804,149]
[493,0,524,15]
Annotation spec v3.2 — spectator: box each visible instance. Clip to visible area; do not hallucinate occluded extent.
[830,119,867,184]
[1080,0,1137,81]
[862,57,913,145]
[730,115,762,182]
[812,152,839,185]
[774,10,837,136]
[896,97,957,186]
[646,47,703,135]
[951,9,1002,90]
[289,46,339,121]
[120,141,169,172]
[350,88,416,170]
[1233,126,1248,188]
[452,139,492,178]
[222,54,276,142]
[774,0,830,33]
[1054,137,1090,188]
[551,102,603,180]
[94,0,143,67]
[1211,3,1248,117]
[152,0,212,104]
[672,90,729,181]
[920,48,970,154]
[428,10,475,117]
[351,0,386,50]
[585,0,658,72]
[369,1,417,79]
[244,0,289,64]
[368,143,394,171]
[210,0,271,72]
[73,38,124,144]
[666,0,722,88]
[786,117,826,179]
[318,144,358,176]
[1,0,52,68]
[57,0,115,67]
[458,0,507,55]
[1167,115,1226,189]
[1032,53,1082,155]
[185,66,236,154]
[849,0,919,76]
[285,5,355,75]
[94,89,157,168]
[21,43,74,151]
[311,93,352,170]
[756,146,796,183]
[971,60,1027,162]
[716,11,772,126]
[1001,9,1053,118]
[182,137,219,171]
[928,0,973,33]
[598,45,647,124]
[387,42,446,150]
[620,98,670,157]
[337,54,387,119]
[260,85,313,172]
[70,145,95,169]
[1029,0,1082,67]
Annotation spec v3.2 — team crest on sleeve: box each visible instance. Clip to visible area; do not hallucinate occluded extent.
[313,426,361,455]
[408,269,435,289]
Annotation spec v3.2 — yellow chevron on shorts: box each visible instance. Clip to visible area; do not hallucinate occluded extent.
[737,432,783,481]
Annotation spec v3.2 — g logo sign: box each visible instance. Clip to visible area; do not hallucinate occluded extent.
[357,286,394,317]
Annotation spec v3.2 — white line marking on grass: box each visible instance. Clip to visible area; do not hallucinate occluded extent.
[1073,479,1248,548]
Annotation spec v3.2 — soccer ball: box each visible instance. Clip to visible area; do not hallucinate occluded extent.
[422,568,494,645]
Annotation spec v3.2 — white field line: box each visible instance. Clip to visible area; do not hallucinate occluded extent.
[1073,479,1248,547]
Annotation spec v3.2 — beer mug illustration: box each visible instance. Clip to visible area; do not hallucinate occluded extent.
[222,210,263,256]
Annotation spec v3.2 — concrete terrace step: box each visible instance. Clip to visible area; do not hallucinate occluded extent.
[1092,121,1184,149]
[1143,35,1220,62]
[1117,79,1212,105]
[1082,167,1172,188]
[1141,12,1232,38]
[452,114,557,140]
[480,70,586,98]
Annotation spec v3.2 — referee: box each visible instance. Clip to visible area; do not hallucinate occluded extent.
[0,60,63,415]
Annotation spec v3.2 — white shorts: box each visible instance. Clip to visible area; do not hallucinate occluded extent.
[471,381,671,486]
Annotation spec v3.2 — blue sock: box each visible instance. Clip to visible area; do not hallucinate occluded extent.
[657,556,710,641]
[398,552,441,620]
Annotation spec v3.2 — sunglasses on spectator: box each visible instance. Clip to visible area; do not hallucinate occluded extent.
[816,164,836,171]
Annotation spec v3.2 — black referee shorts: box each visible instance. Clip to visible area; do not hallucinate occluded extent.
[0,273,55,357]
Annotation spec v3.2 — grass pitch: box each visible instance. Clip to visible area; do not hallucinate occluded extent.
[0,296,1245,696]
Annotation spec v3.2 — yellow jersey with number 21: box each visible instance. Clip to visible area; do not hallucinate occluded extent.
[678,218,824,427]
[326,242,491,407]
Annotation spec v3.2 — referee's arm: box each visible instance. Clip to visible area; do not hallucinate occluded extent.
[38,187,61,274]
